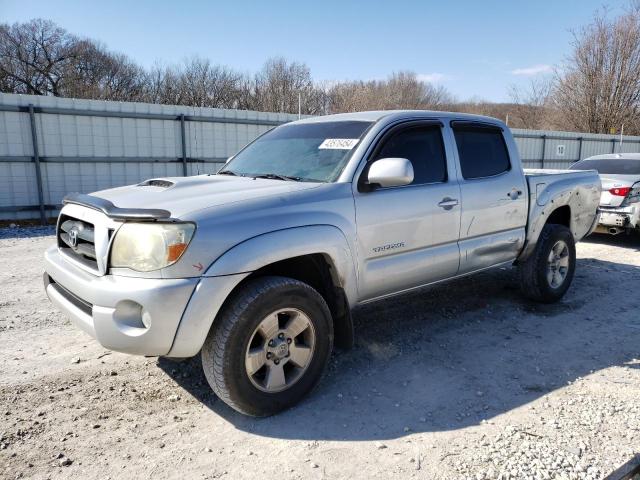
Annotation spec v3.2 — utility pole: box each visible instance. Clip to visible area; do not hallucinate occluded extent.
[298,92,301,120]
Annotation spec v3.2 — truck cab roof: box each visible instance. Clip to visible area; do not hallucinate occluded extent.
[294,110,506,128]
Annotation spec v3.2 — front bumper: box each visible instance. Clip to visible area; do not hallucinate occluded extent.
[44,245,247,357]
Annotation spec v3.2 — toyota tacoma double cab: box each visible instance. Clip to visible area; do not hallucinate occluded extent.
[44,111,601,416]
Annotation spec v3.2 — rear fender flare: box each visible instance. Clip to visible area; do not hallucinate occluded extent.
[518,178,599,261]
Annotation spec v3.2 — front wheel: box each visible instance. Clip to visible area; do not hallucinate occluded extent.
[518,224,576,303]
[201,276,333,416]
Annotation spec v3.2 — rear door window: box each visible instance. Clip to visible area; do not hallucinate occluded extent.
[452,124,511,179]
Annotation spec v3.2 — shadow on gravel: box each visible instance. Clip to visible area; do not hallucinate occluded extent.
[0,226,55,240]
[584,232,640,251]
[604,454,640,480]
[159,257,640,442]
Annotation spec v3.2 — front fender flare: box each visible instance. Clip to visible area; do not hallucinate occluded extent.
[204,224,358,305]
[168,225,358,358]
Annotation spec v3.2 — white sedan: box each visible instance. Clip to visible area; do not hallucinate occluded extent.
[570,153,640,235]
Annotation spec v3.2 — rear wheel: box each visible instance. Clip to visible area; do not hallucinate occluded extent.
[201,276,333,416]
[518,224,576,303]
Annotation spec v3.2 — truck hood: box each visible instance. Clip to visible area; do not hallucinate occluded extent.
[92,175,323,218]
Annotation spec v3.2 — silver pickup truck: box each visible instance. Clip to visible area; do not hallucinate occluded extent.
[44,111,600,416]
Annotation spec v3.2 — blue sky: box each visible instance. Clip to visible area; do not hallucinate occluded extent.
[0,0,630,102]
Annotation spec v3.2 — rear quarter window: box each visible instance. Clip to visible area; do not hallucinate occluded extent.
[453,125,511,179]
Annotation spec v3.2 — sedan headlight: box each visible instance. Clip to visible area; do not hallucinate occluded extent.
[110,222,196,272]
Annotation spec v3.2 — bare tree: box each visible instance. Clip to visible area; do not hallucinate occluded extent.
[0,19,148,101]
[144,63,183,105]
[508,78,552,129]
[327,79,377,113]
[0,19,81,96]
[173,58,242,108]
[64,41,147,101]
[385,71,454,108]
[0,67,17,93]
[421,84,455,108]
[327,71,454,113]
[553,6,640,134]
[250,57,325,114]
[2,18,579,125]
[234,73,258,111]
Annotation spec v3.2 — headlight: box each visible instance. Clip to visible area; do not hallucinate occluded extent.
[110,222,196,272]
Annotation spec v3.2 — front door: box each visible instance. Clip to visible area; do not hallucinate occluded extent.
[353,122,461,302]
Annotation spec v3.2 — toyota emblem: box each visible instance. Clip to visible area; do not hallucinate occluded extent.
[69,228,78,248]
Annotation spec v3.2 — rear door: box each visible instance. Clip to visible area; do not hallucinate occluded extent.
[353,121,461,301]
[450,122,527,274]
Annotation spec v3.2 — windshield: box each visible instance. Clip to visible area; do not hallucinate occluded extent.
[569,158,640,175]
[219,120,373,182]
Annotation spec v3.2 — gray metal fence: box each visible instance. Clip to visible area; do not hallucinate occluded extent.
[3,92,640,222]
[0,93,300,222]
[512,127,640,170]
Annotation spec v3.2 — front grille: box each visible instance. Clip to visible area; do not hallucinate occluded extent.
[57,214,99,271]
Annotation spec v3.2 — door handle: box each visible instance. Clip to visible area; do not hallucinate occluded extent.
[508,189,523,200]
[438,197,459,210]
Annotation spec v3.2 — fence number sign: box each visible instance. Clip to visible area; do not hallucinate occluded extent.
[556,145,566,156]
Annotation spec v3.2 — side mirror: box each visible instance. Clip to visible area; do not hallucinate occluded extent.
[366,158,414,188]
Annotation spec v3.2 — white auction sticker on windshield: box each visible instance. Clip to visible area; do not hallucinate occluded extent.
[318,138,359,149]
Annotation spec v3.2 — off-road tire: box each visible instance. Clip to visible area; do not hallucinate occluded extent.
[201,276,333,416]
[518,224,576,303]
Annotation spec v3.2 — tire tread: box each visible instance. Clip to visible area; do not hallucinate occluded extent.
[518,223,575,303]
[201,276,331,415]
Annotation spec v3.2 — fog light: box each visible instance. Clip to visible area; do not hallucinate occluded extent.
[113,300,149,333]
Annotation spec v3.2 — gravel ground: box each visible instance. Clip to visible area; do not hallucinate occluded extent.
[0,229,639,480]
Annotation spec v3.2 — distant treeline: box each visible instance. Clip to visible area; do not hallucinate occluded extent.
[3,5,640,134]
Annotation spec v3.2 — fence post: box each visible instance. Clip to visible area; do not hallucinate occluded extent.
[180,114,188,176]
[577,137,583,162]
[541,135,546,169]
[28,104,47,225]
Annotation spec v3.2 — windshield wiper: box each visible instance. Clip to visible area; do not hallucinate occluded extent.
[217,170,241,176]
[252,173,303,182]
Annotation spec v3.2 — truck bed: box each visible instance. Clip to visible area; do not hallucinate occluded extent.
[524,169,600,195]
[524,168,597,178]
[519,168,601,259]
